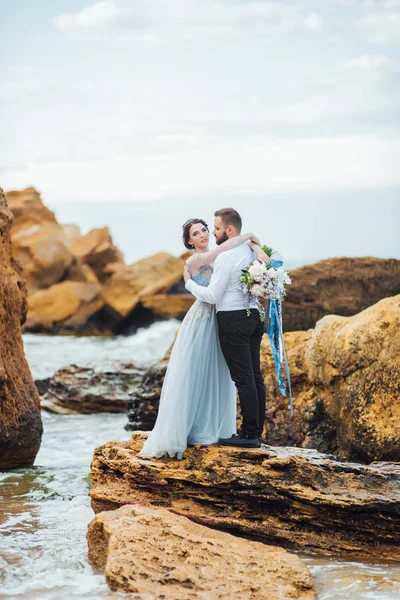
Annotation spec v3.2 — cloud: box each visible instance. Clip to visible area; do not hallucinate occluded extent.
[346,54,390,69]
[52,0,325,39]
[53,1,120,31]
[357,7,400,45]
[303,12,323,31]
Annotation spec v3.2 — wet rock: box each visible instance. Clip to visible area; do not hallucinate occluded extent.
[284,257,400,332]
[262,294,400,463]
[87,503,316,599]
[89,434,400,560]
[39,362,146,414]
[0,187,42,469]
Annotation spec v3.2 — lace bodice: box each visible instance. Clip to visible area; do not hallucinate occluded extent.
[191,264,213,287]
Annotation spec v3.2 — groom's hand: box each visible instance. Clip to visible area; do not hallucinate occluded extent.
[183,266,191,282]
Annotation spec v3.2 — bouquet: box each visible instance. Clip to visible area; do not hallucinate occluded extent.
[241,246,291,320]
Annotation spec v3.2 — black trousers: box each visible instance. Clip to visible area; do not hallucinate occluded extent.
[217,309,266,438]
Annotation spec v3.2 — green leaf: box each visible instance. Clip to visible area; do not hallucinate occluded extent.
[262,245,274,257]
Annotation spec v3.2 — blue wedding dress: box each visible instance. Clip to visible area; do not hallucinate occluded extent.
[140,263,237,458]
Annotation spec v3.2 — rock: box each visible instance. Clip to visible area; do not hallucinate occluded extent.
[283,257,400,332]
[0,188,42,469]
[262,295,400,463]
[87,503,316,599]
[101,252,187,319]
[141,293,195,319]
[89,434,400,559]
[61,223,82,248]
[25,280,106,334]
[6,187,75,291]
[71,227,125,284]
[39,362,146,414]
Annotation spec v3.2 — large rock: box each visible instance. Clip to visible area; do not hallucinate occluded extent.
[0,188,42,469]
[71,227,124,284]
[262,295,400,463]
[284,257,400,331]
[89,434,400,559]
[6,187,75,291]
[38,362,145,414]
[101,252,187,319]
[25,280,106,334]
[87,503,316,599]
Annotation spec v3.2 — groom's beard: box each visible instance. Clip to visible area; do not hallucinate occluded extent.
[215,231,229,245]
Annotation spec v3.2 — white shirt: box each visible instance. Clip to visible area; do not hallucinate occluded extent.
[185,242,258,312]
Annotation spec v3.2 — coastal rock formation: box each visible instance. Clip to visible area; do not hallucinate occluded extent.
[87,503,316,599]
[284,257,400,331]
[101,252,189,320]
[38,362,145,414]
[89,434,400,559]
[6,188,400,335]
[25,280,105,334]
[6,188,194,333]
[6,187,75,291]
[262,294,400,463]
[70,227,124,283]
[0,188,42,469]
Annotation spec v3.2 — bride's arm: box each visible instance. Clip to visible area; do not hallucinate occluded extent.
[186,233,259,275]
[248,241,271,265]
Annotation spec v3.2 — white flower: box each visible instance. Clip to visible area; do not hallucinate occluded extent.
[268,268,278,279]
[251,283,265,298]
[249,261,266,282]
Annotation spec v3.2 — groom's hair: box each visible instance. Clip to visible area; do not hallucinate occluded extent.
[214,208,242,232]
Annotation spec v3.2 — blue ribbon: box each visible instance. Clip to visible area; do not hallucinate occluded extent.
[265,297,293,417]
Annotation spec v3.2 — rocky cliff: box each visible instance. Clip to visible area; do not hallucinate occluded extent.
[262,294,400,463]
[0,188,42,469]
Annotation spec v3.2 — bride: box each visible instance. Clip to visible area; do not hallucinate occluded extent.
[139,217,269,459]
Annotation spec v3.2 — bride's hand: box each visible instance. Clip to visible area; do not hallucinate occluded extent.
[254,245,271,265]
[183,266,191,282]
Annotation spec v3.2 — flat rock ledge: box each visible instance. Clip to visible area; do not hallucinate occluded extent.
[89,433,400,560]
[38,362,145,414]
[87,504,316,599]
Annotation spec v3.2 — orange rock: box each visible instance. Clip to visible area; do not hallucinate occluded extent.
[26,280,105,334]
[262,295,400,463]
[0,188,42,469]
[89,433,400,560]
[284,257,400,331]
[102,252,186,318]
[6,187,75,291]
[87,503,316,599]
[71,226,124,284]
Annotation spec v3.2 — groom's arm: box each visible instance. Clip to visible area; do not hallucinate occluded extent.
[185,253,232,305]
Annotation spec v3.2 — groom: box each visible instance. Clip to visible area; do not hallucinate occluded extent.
[184,208,266,448]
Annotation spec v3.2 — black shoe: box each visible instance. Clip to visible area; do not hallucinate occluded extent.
[218,433,261,448]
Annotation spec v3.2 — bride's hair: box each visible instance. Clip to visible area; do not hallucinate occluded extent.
[182,218,209,250]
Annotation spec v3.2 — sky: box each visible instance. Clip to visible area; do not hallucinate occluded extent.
[0,0,399,263]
